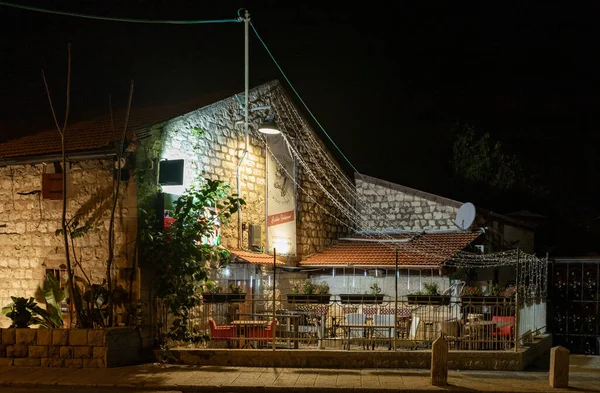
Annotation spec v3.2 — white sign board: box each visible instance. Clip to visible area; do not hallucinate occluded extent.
[266,134,296,255]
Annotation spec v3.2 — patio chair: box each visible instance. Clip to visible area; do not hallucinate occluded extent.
[439,319,461,349]
[208,318,236,347]
[247,319,277,347]
[492,315,515,349]
[344,313,367,349]
[371,314,395,349]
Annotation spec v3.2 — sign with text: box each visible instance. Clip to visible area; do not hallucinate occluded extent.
[266,134,296,255]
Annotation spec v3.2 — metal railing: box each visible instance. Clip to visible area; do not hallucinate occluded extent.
[157,293,547,351]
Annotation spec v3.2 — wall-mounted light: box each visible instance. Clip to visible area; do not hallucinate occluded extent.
[258,114,281,135]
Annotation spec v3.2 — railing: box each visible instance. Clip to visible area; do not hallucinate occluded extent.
[156,295,544,351]
[517,297,547,345]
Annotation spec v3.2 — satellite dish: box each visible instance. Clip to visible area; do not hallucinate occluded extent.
[455,202,476,230]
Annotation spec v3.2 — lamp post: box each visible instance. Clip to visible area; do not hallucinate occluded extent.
[237,9,250,249]
[237,9,281,249]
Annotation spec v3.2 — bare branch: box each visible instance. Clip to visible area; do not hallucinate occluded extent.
[106,79,135,326]
[62,43,71,133]
[41,69,62,137]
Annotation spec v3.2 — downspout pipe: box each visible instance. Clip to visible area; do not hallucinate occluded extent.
[237,9,250,249]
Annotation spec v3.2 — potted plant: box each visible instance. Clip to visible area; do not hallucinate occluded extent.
[407,282,450,305]
[339,282,385,304]
[286,279,331,304]
[201,280,247,303]
[461,284,515,305]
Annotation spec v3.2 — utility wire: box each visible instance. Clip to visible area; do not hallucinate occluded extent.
[250,22,361,176]
[0,1,241,24]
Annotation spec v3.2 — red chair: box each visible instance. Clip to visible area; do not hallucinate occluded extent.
[247,320,277,346]
[209,318,236,344]
[492,316,515,337]
[492,316,515,348]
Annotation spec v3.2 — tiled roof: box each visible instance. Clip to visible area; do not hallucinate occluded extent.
[299,232,481,267]
[229,249,285,266]
[0,90,239,161]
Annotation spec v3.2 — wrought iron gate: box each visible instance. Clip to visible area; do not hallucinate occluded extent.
[550,258,600,355]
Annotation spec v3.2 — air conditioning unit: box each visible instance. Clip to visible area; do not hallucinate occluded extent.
[248,224,261,250]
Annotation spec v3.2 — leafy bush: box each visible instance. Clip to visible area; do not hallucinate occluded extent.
[228,282,244,294]
[316,281,330,295]
[423,282,440,296]
[301,279,315,295]
[144,176,244,343]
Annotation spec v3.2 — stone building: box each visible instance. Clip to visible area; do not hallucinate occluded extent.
[301,173,536,296]
[0,79,351,329]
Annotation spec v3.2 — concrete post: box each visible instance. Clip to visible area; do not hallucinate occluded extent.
[549,346,569,388]
[431,335,448,386]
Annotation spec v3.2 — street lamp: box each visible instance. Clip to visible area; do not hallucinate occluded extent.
[258,114,281,135]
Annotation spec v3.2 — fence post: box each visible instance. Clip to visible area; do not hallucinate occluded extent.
[272,248,277,350]
[549,346,569,388]
[431,335,448,386]
[514,248,520,352]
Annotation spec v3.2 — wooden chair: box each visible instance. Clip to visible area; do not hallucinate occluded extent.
[439,320,461,349]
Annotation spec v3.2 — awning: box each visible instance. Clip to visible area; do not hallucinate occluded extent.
[299,232,481,267]
[229,249,286,266]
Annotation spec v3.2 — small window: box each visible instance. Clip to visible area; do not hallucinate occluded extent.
[158,159,184,185]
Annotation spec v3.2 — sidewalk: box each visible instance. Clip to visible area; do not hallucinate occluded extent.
[0,355,598,393]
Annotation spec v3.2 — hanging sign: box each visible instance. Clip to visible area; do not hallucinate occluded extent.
[266,134,296,255]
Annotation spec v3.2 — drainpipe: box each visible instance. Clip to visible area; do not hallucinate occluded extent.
[237,10,250,249]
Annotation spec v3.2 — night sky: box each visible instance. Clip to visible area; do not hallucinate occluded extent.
[2,1,600,254]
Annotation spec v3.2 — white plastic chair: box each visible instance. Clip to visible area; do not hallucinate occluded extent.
[372,314,395,349]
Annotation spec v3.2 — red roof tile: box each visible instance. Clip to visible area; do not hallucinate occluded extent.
[299,232,481,267]
[229,249,285,266]
[0,90,238,161]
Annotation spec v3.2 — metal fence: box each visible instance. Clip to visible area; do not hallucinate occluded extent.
[156,294,546,351]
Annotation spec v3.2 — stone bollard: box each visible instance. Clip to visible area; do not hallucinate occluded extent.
[549,346,570,388]
[431,335,448,386]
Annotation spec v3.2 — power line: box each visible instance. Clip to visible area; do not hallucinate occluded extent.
[0,1,241,24]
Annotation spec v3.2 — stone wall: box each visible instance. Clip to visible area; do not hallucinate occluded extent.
[0,327,140,367]
[139,80,349,257]
[0,161,137,328]
[355,174,460,231]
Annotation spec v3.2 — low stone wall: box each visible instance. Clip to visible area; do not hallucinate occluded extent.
[164,335,552,371]
[0,327,140,368]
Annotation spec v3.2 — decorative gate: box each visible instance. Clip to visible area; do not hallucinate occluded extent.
[550,258,600,355]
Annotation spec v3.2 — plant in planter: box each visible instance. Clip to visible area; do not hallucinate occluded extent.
[370,282,382,295]
[460,285,497,304]
[340,282,385,304]
[407,282,450,305]
[499,284,517,298]
[1,297,53,328]
[287,280,331,304]
[201,280,248,304]
[2,274,67,328]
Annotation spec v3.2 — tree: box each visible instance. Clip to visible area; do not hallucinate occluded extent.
[42,43,84,326]
[142,176,244,342]
[450,123,521,190]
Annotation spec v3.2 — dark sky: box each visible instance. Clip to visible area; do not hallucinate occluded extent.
[2,1,600,253]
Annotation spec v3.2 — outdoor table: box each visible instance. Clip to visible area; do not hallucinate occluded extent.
[231,320,269,348]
